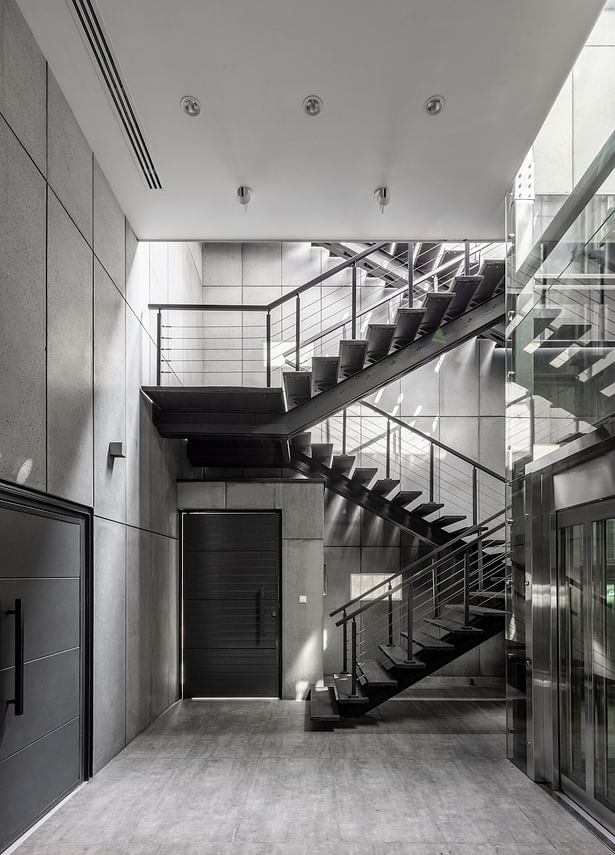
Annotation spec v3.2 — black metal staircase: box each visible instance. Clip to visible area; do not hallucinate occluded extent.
[311,509,508,723]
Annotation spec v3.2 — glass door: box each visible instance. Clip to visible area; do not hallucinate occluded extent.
[557,500,615,832]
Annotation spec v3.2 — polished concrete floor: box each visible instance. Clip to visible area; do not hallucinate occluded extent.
[14,698,610,854]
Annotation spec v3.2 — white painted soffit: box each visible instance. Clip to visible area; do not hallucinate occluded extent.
[18,0,606,241]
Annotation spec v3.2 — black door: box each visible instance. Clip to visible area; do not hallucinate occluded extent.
[0,490,89,851]
[182,512,281,698]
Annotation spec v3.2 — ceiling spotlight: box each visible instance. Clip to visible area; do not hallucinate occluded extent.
[424,95,445,116]
[303,95,323,116]
[237,185,252,211]
[180,95,201,117]
[374,186,390,214]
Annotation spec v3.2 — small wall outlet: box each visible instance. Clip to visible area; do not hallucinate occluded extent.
[298,594,307,604]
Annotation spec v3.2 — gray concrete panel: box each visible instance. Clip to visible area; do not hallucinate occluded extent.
[47,71,92,241]
[94,260,126,522]
[93,517,126,773]
[242,242,281,290]
[281,242,321,292]
[125,308,151,529]
[478,338,505,416]
[149,241,168,303]
[125,222,151,325]
[150,533,171,717]
[177,481,226,509]
[0,0,46,172]
[324,492,362,546]
[439,339,479,417]
[125,526,151,743]
[323,545,361,675]
[227,481,276,508]
[167,538,180,705]
[93,159,126,293]
[0,114,46,490]
[361,509,400,548]
[281,538,324,699]
[276,482,324,539]
[47,193,94,507]
[202,242,242,287]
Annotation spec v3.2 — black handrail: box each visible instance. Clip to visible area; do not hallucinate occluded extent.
[361,401,505,483]
[335,519,506,626]
[148,242,388,315]
[329,506,507,618]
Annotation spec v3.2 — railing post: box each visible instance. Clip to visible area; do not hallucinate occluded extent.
[407,241,414,307]
[429,444,435,503]
[387,582,393,646]
[386,419,391,479]
[463,549,470,627]
[464,240,470,275]
[472,467,478,526]
[156,309,162,386]
[431,559,439,618]
[351,618,358,696]
[342,408,347,455]
[342,609,348,673]
[295,294,301,370]
[351,263,357,338]
[406,580,415,663]
[266,311,272,388]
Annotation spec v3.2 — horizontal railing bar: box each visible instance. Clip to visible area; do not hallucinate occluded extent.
[150,303,269,311]
[361,401,505,482]
[330,508,506,618]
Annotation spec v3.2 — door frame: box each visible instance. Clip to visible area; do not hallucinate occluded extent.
[0,479,94,783]
[180,509,283,700]
[555,497,615,833]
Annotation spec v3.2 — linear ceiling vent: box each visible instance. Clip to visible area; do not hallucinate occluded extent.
[71,0,163,190]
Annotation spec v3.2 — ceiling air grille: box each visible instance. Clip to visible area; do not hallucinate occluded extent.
[71,0,163,190]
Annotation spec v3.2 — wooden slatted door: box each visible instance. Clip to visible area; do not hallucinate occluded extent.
[182,512,281,698]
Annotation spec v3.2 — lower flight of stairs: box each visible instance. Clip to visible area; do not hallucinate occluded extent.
[310,572,506,723]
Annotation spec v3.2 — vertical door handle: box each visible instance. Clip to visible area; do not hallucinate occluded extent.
[8,599,24,716]
[258,587,265,643]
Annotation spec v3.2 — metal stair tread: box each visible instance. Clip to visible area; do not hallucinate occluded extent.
[391,490,422,506]
[311,357,340,393]
[333,674,370,704]
[444,276,483,320]
[379,643,427,669]
[351,467,378,486]
[390,308,425,350]
[445,604,505,616]
[400,630,455,650]
[432,515,467,527]
[470,260,504,304]
[311,443,334,467]
[331,455,356,476]
[371,478,400,495]
[358,659,398,688]
[365,324,396,363]
[412,502,444,517]
[289,432,312,457]
[338,339,369,379]
[424,618,484,635]
[473,590,506,600]
[282,371,313,407]
[310,686,340,722]
[418,292,454,334]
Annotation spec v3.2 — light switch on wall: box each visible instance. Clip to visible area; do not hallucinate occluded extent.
[298,594,307,604]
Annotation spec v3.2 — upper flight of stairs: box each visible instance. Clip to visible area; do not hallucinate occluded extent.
[144,259,505,446]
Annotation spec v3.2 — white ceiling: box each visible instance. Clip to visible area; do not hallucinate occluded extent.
[18,0,605,241]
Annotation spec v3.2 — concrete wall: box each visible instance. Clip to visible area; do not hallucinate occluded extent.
[0,0,202,773]
[177,480,325,699]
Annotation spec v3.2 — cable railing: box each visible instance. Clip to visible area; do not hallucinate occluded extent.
[312,400,505,526]
[150,240,503,388]
[329,507,508,692]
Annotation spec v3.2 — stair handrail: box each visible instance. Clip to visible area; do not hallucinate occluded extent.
[283,242,503,363]
[329,506,506,619]
[359,401,505,483]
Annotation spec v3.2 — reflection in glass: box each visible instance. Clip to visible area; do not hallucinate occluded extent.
[594,518,615,809]
[559,523,586,788]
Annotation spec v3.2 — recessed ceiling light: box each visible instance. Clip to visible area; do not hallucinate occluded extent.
[303,95,323,116]
[181,95,201,117]
[424,95,445,116]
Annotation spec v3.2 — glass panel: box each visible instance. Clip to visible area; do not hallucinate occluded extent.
[559,523,586,788]
[594,518,615,809]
